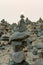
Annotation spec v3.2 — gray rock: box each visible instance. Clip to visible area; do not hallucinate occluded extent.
[36,42,43,49]
[34,59,43,65]
[10,31,30,40]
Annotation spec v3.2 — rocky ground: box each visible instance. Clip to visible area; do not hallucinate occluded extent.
[0,45,40,65]
[0,15,43,65]
[0,45,12,65]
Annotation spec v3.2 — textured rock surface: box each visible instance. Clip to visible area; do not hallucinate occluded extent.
[0,15,43,65]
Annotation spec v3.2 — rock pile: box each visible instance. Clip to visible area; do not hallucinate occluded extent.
[0,15,43,65]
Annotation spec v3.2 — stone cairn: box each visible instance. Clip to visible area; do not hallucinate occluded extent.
[0,15,43,65]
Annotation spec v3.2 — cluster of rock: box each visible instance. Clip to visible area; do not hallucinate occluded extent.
[0,15,43,65]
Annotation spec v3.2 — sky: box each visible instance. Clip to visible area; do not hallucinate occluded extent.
[0,0,43,24]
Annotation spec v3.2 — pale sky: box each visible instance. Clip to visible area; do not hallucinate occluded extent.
[0,0,43,24]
